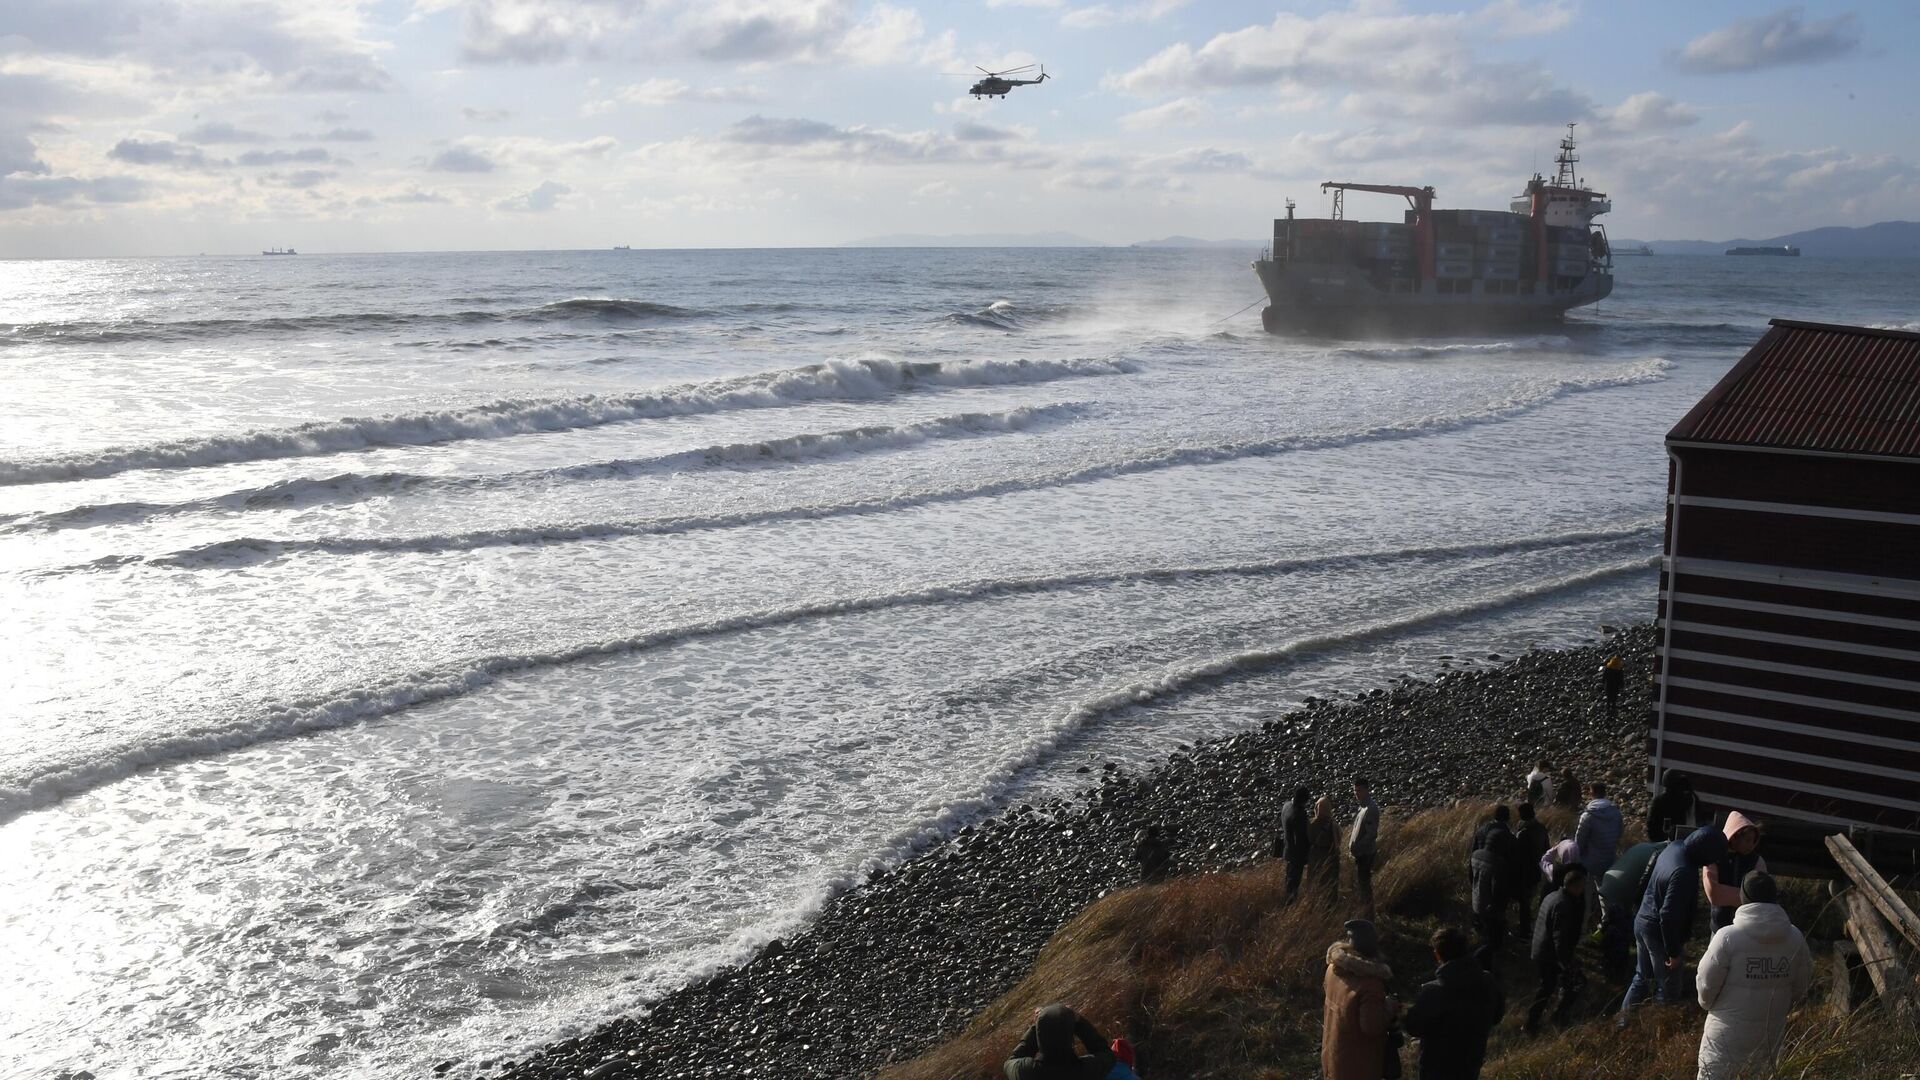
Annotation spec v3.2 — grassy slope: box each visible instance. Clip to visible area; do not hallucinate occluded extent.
[878,803,1919,1080]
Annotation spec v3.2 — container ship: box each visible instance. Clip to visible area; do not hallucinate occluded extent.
[1726,245,1799,256]
[1253,126,1612,334]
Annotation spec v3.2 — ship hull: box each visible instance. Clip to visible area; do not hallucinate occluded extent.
[1252,257,1612,335]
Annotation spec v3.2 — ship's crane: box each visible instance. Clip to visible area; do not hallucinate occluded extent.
[1320,181,1439,283]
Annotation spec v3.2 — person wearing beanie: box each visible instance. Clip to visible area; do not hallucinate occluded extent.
[1694,872,1811,1080]
[1702,811,1767,935]
[1004,1004,1118,1080]
[1322,920,1395,1080]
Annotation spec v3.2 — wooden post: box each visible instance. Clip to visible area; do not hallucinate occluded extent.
[1840,890,1918,1020]
[1826,834,1920,951]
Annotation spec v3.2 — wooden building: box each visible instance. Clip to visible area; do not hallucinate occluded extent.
[1652,319,1920,835]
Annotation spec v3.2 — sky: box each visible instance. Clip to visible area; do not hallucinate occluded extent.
[1,0,1916,255]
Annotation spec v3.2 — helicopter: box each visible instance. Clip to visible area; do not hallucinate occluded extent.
[956,64,1049,99]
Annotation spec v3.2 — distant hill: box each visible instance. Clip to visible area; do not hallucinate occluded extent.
[1614,220,1920,257]
[1131,235,1266,249]
[840,231,1107,248]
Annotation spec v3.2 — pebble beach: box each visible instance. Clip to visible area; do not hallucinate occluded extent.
[489,625,1658,1080]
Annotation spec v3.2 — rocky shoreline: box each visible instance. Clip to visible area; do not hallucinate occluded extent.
[488,624,1658,1080]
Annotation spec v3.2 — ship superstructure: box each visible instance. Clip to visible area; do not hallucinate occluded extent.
[1253,125,1612,334]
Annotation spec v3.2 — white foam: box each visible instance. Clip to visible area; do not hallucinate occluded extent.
[0,523,1655,826]
[842,552,1661,878]
[3,404,1083,533]
[112,357,1673,569]
[0,356,1137,486]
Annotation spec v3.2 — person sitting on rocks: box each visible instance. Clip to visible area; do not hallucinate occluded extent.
[1005,1004,1117,1080]
[1508,803,1549,933]
[1702,812,1766,935]
[1527,865,1586,1033]
[1694,871,1811,1080]
[1309,795,1340,901]
[1132,824,1171,883]
[1322,919,1395,1080]
[1280,786,1314,905]
[1401,925,1504,1080]
[1469,805,1514,953]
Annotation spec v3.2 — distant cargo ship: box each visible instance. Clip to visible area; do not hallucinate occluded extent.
[1726,246,1800,256]
[262,246,297,256]
[1253,125,1612,333]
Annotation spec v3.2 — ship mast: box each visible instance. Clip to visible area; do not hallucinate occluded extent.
[1554,123,1579,188]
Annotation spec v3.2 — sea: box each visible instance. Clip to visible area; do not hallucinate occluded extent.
[1,248,1913,1078]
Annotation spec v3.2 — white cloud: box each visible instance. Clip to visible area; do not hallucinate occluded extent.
[457,0,934,67]
[429,144,496,172]
[1061,0,1189,30]
[1477,0,1575,39]
[1602,92,1698,134]
[1110,8,1593,127]
[495,177,570,210]
[1119,97,1210,130]
[1675,7,1859,73]
[180,120,273,144]
[584,77,765,112]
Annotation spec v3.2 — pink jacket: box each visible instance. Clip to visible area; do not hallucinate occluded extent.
[1701,811,1766,908]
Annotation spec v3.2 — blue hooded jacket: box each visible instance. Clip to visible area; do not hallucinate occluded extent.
[1636,823,1729,955]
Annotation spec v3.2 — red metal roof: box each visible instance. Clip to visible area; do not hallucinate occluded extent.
[1669,319,1920,458]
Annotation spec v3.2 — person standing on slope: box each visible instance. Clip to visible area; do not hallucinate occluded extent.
[1647,771,1701,842]
[1280,786,1314,906]
[1574,781,1624,920]
[1508,803,1549,934]
[1469,805,1515,953]
[1702,812,1766,935]
[1349,778,1382,919]
[1695,872,1811,1080]
[1619,823,1730,1025]
[1309,795,1341,902]
[1322,920,1395,1080]
[1526,866,1587,1033]
[1401,926,1504,1080]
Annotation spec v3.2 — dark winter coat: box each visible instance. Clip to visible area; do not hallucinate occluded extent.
[1400,957,1505,1080]
[1636,824,1730,956]
[1647,775,1699,842]
[1468,820,1513,914]
[1510,819,1549,899]
[1280,795,1313,866]
[1531,886,1584,965]
[1004,1006,1116,1080]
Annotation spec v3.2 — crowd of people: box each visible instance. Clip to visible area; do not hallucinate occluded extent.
[1055,759,1813,1080]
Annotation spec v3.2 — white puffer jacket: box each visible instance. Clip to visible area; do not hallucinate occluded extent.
[1695,902,1811,1080]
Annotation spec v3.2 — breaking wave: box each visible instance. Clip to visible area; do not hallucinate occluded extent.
[0,524,1657,825]
[0,297,709,346]
[97,357,1671,569]
[0,356,1138,487]
[945,299,1077,332]
[4,404,1086,532]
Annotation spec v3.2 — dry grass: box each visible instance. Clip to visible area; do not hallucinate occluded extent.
[876,802,1920,1080]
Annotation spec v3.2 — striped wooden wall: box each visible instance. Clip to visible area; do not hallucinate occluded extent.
[1653,444,1920,834]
